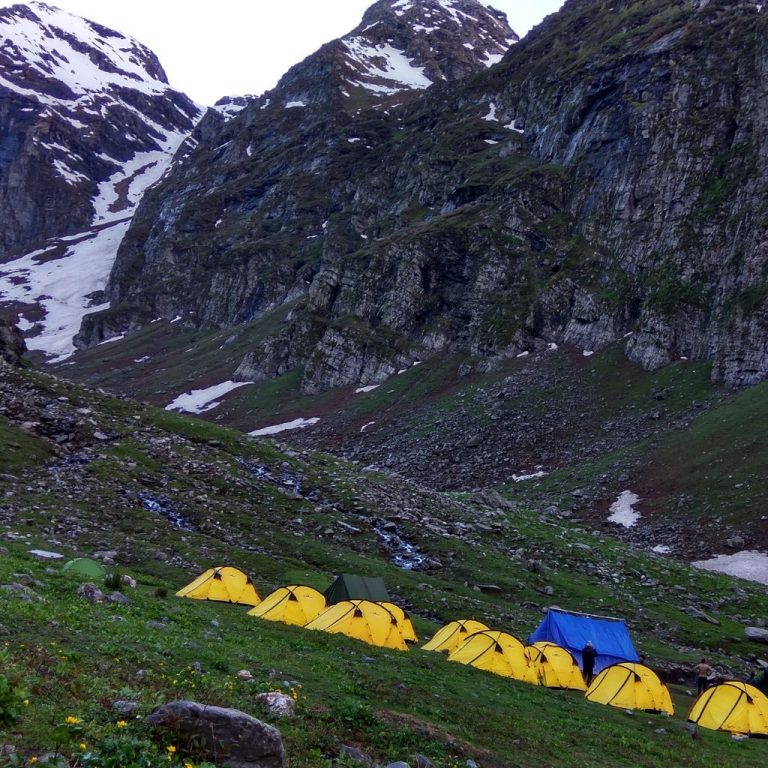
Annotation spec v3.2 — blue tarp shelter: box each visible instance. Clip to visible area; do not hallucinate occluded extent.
[528,608,639,674]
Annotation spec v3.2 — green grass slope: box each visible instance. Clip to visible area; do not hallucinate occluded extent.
[1,365,768,766]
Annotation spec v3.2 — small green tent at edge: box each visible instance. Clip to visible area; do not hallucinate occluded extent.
[62,557,107,580]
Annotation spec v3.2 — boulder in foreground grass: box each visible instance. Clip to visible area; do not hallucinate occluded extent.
[147,700,284,768]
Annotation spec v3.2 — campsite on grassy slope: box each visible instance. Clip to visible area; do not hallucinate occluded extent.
[2,363,768,767]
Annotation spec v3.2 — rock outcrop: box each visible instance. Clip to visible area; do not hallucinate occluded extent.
[147,700,284,768]
[0,318,25,365]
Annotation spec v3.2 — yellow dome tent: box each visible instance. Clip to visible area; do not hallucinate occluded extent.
[688,682,768,735]
[526,641,586,691]
[176,566,261,607]
[448,630,536,683]
[586,662,674,715]
[305,599,408,651]
[247,585,326,626]
[422,619,490,654]
[379,602,419,643]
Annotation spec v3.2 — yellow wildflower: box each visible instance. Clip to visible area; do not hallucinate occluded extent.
[116,720,128,728]
[23,699,30,706]
[79,743,87,751]
[65,716,81,725]
[29,758,38,765]
[167,745,176,755]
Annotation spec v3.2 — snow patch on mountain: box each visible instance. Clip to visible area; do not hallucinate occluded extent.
[0,220,129,361]
[249,418,321,436]
[344,38,432,94]
[0,1,201,358]
[165,381,253,414]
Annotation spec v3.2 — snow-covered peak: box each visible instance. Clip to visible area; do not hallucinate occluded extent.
[339,0,519,97]
[268,0,518,111]
[0,1,173,101]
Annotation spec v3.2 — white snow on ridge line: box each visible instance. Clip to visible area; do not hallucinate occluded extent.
[249,418,320,437]
[165,381,253,415]
[693,551,768,586]
[355,385,380,394]
[0,2,169,100]
[608,490,640,528]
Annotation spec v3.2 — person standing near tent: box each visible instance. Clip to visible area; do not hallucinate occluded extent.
[694,657,714,695]
[581,641,598,685]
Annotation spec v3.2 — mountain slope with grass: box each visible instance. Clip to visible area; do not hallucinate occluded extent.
[1,362,768,767]
[57,316,768,559]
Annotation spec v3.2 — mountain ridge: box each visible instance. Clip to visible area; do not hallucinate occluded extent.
[0,0,201,360]
[90,0,768,393]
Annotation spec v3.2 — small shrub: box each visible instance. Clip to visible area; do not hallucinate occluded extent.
[154,587,168,599]
[104,573,123,591]
[0,674,27,725]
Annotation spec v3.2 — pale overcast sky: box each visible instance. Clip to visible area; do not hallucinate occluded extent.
[4,1,564,105]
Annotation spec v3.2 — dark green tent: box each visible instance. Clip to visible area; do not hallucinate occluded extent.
[324,574,390,605]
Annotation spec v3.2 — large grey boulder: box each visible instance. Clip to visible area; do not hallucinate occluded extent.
[745,627,768,644]
[146,701,284,768]
[0,319,25,366]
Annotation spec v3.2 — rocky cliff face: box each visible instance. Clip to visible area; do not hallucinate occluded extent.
[99,0,519,352]
[0,317,26,365]
[90,0,768,391]
[0,1,200,360]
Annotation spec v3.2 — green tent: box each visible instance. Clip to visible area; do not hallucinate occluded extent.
[323,574,390,605]
[62,557,107,580]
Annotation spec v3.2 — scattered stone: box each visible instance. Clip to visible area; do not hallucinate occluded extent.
[237,670,254,681]
[107,591,130,605]
[1,583,43,602]
[685,607,720,625]
[339,745,373,765]
[77,583,103,603]
[93,550,118,564]
[120,575,137,588]
[745,627,768,644]
[385,763,410,768]
[466,761,479,768]
[413,756,434,768]
[147,701,284,768]
[255,692,295,719]
[477,584,503,594]
[146,620,167,631]
[112,700,140,716]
